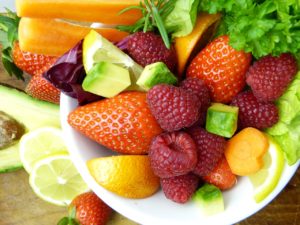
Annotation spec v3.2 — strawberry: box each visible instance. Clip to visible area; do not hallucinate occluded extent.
[202,156,237,190]
[68,91,163,154]
[58,192,112,225]
[25,73,61,104]
[187,35,252,103]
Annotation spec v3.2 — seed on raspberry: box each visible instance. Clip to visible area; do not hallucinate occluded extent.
[187,127,226,176]
[246,53,298,102]
[147,84,201,132]
[161,173,200,204]
[149,131,197,178]
[231,91,279,129]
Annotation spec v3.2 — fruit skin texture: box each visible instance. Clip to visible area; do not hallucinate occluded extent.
[127,32,178,73]
[87,155,160,198]
[246,53,298,102]
[147,84,201,132]
[202,157,237,190]
[25,73,61,104]
[187,127,226,176]
[186,35,252,103]
[12,42,57,76]
[69,192,112,225]
[161,173,200,204]
[231,91,279,129]
[68,91,162,154]
[149,131,197,178]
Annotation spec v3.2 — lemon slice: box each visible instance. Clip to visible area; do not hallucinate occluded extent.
[20,127,68,173]
[249,137,285,203]
[29,154,89,206]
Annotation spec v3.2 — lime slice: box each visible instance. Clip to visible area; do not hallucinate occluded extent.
[20,127,68,173]
[29,154,89,206]
[249,137,285,203]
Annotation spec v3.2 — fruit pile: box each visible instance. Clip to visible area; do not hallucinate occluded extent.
[1,0,299,217]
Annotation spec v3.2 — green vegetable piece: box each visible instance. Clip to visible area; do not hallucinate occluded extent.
[193,183,224,216]
[82,62,131,98]
[206,103,239,138]
[136,62,177,91]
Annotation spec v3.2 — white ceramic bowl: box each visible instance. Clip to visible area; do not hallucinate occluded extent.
[60,93,299,225]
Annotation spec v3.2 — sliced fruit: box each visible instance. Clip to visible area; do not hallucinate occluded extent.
[206,103,239,138]
[87,155,160,199]
[16,0,142,25]
[83,30,143,91]
[136,62,177,91]
[19,18,129,56]
[193,183,224,216]
[175,13,221,75]
[29,154,89,206]
[225,127,269,176]
[82,62,131,98]
[249,137,285,203]
[19,127,68,173]
[0,144,23,173]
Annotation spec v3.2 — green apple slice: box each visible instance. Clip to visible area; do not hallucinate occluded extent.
[249,136,285,203]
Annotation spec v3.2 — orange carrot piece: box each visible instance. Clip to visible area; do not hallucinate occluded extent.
[225,127,269,176]
[16,0,142,25]
[19,18,129,56]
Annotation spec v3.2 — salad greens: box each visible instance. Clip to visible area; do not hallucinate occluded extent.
[266,72,300,165]
[198,0,300,60]
[164,0,200,38]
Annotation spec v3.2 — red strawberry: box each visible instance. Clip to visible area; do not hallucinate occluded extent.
[68,92,163,154]
[187,35,252,103]
[202,157,237,190]
[126,32,178,73]
[58,192,112,225]
[12,42,57,76]
[25,73,61,104]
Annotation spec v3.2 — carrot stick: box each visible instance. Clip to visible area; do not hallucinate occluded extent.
[16,0,142,25]
[19,18,129,56]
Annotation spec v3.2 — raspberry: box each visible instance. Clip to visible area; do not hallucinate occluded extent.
[127,32,177,72]
[161,173,200,204]
[187,127,226,176]
[180,78,211,126]
[246,53,298,102]
[149,132,197,178]
[231,91,279,129]
[147,84,201,131]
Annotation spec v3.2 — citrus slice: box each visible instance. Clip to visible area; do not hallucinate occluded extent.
[20,127,68,173]
[87,155,160,199]
[249,137,285,203]
[29,154,89,206]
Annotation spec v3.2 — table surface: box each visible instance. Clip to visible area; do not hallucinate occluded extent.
[0,65,299,225]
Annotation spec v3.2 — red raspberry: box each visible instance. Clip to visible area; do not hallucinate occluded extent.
[149,132,197,178]
[161,173,200,204]
[147,84,201,132]
[127,32,177,72]
[180,78,211,126]
[231,91,279,129]
[187,127,226,176]
[246,53,298,102]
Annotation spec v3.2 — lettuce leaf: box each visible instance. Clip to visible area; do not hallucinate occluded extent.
[164,0,200,38]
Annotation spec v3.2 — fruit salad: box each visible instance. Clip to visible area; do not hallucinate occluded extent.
[1,0,300,217]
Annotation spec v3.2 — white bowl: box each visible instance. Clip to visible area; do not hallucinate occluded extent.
[60,93,299,225]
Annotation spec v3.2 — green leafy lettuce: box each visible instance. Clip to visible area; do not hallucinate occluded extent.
[164,0,200,38]
[266,72,300,165]
[198,0,300,60]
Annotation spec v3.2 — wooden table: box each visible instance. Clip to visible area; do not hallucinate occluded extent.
[0,66,299,225]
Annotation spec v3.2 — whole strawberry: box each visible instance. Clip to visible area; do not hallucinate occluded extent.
[126,32,178,72]
[25,73,60,104]
[58,192,112,225]
[246,53,298,102]
[68,92,163,154]
[187,35,252,103]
